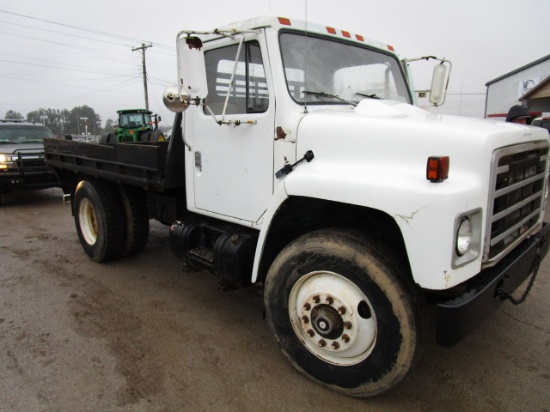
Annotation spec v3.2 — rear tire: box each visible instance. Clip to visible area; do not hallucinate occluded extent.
[73,180,125,262]
[264,228,424,397]
[119,185,149,256]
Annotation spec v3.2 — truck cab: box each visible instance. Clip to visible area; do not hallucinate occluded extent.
[165,17,547,290]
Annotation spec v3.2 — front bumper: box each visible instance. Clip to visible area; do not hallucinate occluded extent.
[0,168,59,192]
[435,223,550,347]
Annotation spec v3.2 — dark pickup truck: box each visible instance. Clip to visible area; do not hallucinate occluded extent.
[0,120,59,205]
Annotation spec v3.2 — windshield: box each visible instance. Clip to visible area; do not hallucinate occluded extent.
[0,125,53,143]
[280,32,411,105]
[119,112,151,129]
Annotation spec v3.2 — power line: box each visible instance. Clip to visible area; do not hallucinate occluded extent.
[0,8,173,49]
[0,19,134,48]
[0,29,141,63]
[0,58,135,77]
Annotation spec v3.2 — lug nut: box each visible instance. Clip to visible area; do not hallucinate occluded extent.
[307,329,315,337]
[338,306,346,315]
[303,303,311,311]
[344,321,352,330]
[342,334,350,343]
[313,295,320,304]
[302,316,309,324]
[326,296,334,305]
[318,339,326,347]
[332,342,340,349]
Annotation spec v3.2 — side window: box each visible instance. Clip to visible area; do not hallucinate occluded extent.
[204,41,268,115]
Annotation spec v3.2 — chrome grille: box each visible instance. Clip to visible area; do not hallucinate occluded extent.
[485,142,549,265]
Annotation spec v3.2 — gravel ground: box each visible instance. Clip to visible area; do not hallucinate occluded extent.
[0,187,549,412]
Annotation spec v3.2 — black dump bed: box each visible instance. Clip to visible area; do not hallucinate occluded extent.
[44,134,185,191]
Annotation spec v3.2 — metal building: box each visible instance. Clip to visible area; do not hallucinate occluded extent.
[485,54,550,120]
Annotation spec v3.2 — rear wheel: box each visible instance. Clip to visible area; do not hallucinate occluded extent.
[73,180,125,262]
[264,228,424,397]
[119,185,149,256]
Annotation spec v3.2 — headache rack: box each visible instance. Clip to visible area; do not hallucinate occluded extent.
[14,151,47,169]
[484,141,549,265]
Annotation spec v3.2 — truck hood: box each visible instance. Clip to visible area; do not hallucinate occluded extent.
[0,143,45,154]
[296,99,549,173]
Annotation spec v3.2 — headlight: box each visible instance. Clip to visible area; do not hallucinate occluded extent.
[0,154,10,169]
[452,209,482,268]
[456,217,473,256]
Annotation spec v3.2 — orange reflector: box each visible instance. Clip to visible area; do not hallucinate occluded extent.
[387,44,395,51]
[129,130,134,134]
[326,26,337,34]
[355,34,364,41]
[278,17,291,26]
[426,156,449,182]
[341,30,351,38]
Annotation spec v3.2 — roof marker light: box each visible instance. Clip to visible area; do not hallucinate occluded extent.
[387,44,395,51]
[426,156,450,182]
[278,17,292,26]
[341,30,351,38]
[355,34,364,41]
[326,26,337,35]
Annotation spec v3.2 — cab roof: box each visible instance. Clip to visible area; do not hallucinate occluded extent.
[196,16,397,55]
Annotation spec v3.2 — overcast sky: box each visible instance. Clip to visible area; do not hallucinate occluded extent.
[1,0,549,127]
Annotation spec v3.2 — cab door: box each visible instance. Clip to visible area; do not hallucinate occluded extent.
[185,33,274,223]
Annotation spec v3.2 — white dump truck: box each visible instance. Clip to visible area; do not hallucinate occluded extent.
[44,17,550,397]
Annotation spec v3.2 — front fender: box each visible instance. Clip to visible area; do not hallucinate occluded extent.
[276,159,486,290]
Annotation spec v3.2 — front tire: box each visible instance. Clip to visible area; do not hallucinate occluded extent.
[264,228,424,397]
[73,180,125,262]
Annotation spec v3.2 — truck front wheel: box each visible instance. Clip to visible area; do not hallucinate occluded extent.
[73,180,125,262]
[264,229,424,397]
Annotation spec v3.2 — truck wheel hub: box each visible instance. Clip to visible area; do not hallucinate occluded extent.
[311,304,343,339]
[289,271,378,366]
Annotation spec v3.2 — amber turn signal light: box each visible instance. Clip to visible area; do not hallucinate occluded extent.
[426,156,449,182]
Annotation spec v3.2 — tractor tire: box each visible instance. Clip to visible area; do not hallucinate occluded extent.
[264,228,425,397]
[150,129,165,142]
[73,180,125,262]
[99,133,115,144]
[139,131,151,142]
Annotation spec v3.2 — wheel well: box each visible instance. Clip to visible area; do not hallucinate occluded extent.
[258,196,411,284]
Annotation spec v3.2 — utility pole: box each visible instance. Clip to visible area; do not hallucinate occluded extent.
[132,43,152,110]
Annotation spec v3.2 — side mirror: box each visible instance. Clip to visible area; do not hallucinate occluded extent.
[177,35,208,100]
[163,85,190,113]
[429,61,451,106]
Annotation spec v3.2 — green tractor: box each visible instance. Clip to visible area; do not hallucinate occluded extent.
[102,109,165,143]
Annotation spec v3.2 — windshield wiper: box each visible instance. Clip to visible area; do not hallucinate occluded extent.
[355,91,380,100]
[302,90,357,106]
